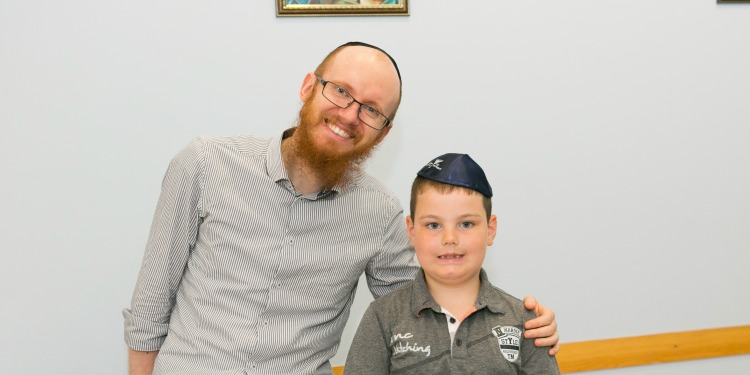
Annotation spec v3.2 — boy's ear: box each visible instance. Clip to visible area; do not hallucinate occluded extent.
[487,214,498,246]
[405,215,415,244]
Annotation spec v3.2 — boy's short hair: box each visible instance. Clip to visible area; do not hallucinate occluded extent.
[410,177,493,221]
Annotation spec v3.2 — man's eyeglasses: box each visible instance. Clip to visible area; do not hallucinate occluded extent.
[316,76,391,131]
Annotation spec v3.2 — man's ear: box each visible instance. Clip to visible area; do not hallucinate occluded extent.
[374,123,392,145]
[299,72,317,101]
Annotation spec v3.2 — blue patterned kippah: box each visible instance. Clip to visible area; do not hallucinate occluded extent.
[416,153,493,198]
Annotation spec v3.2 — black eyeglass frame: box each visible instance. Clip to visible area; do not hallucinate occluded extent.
[315,76,391,131]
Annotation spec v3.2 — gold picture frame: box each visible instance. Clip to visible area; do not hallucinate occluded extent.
[276,0,409,17]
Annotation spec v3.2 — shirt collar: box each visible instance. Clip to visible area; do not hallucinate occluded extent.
[475,268,506,314]
[267,127,342,199]
[266,130,288,185]
[411,269,441,317]
[411,268,506,317]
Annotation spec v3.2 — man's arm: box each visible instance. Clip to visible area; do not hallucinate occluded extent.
[124,139,205,361]
[523,296,560,355]
[365,203,419,298]
[128,349,158,375]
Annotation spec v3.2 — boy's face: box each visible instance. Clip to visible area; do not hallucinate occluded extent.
[407,186,497,288]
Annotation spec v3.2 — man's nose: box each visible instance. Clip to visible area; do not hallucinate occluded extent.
[338,100,361,125]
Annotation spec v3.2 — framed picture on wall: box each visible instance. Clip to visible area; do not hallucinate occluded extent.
[276,0,409,17]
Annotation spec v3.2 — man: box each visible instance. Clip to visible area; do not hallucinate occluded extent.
[124,42,559,375]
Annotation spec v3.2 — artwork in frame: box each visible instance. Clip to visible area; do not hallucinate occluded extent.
[276,0,409,17]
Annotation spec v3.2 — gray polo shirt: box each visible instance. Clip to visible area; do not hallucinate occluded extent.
[345,269,560,374]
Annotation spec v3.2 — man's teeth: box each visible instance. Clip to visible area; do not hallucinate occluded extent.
[438,254,463,259]
[328,123,353,138]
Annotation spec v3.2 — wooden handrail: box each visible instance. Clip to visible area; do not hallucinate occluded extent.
[332,325,750,374]
[556,325,750,373]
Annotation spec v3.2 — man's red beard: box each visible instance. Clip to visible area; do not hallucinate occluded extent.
[290,96,380,189]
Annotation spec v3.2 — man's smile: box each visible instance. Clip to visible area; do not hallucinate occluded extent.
[325,118,355,139]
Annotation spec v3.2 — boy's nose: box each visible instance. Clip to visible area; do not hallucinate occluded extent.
[442,229,458,245]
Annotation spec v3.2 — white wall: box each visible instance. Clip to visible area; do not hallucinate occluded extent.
[2,1,749,373]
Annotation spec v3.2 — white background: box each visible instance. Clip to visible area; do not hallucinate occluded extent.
[1,1,749,373]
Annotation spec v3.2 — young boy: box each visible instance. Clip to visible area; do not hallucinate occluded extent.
[344,153,560,374]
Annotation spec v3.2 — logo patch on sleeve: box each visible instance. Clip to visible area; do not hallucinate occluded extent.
[492,325,521,363]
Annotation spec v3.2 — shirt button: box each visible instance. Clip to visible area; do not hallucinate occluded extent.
[449,317,456,324]
[456,339,463,346]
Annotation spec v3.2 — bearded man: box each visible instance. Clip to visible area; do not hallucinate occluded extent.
[124,42,559,375]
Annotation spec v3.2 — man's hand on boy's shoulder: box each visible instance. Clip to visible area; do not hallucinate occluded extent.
[523,296,560,356]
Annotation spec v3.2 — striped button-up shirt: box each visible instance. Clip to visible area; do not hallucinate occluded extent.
[123,132,418,375]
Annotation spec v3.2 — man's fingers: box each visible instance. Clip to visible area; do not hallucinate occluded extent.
[524,307,555,330]
[547,342,560,356]
[533,331,559,348]
[525,319,557,338]
[521,295,560,354]
[523,295,538,311]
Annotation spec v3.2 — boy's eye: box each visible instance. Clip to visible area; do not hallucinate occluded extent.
[426,223,440,230]
[459,221,475,229]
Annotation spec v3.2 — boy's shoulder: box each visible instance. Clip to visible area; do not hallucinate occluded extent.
[366,269,536,321]
[364,274,435,324]
[368,279,419,313]
[479,271,538,322]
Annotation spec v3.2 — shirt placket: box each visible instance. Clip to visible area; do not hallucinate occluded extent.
[246,189,302,373]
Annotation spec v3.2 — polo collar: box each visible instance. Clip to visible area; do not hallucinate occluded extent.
[411,268,507,317]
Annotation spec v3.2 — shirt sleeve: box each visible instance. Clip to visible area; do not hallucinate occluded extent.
[344,303,392,375]
[520,311,561,375]
[122,138,205,351]
[364,198,419,299]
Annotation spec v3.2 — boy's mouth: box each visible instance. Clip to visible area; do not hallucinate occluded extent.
[438,253,464,259]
